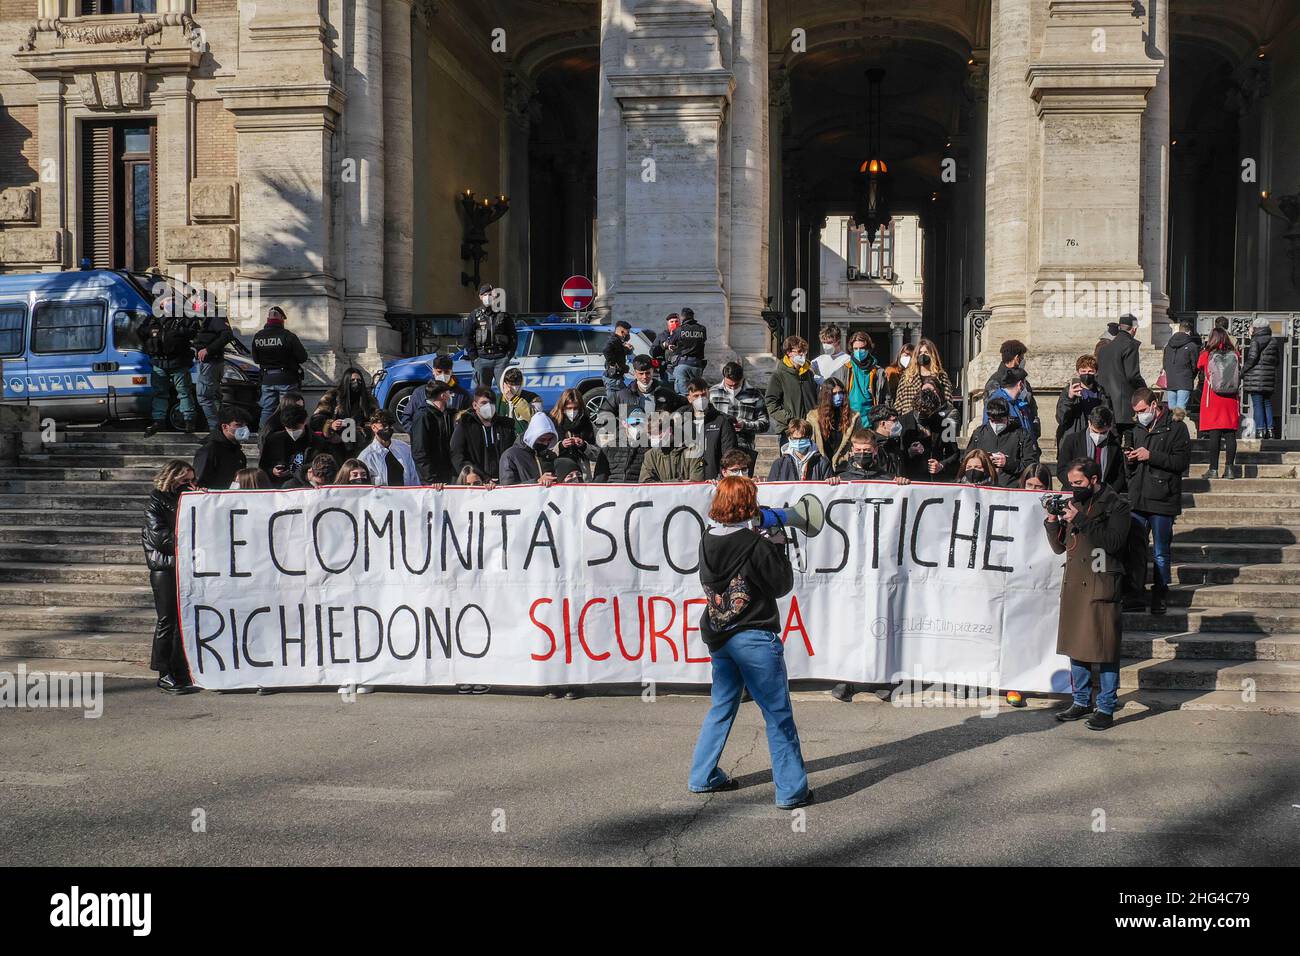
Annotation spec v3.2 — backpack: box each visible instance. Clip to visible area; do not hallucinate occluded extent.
[1208,350,1240,396]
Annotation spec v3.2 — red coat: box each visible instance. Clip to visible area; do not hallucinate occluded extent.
[1197,349,1241,432]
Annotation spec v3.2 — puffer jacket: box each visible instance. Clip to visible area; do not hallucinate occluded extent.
[1161,331,1200,392]
[1242,326,1282,394]
[142,488,180,571]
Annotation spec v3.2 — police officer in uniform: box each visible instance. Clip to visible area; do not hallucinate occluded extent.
[251,306,309,427]
[462,282,518,390]
[666,306,708,395]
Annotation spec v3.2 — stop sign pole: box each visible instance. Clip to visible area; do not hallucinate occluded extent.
[561,275,594,321]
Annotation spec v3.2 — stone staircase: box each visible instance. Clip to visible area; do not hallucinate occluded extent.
[1,427,1297,713]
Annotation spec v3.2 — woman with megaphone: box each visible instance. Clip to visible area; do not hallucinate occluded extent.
[687,476,813,809]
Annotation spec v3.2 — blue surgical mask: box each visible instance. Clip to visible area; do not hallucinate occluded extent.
[853,348,869,362]
[791,438,812,454]
[832,393,845,408]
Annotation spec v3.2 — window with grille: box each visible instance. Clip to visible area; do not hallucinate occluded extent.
[847,221,894,281]
[0,307,25,358]
[81,120,156,272]
[31,302,106,355]
[81,2,158,13]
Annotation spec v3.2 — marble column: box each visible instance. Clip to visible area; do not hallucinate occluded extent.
[502,70,534,311]
[602,0,735,360]
[382,0,414,319]
[726,0,770,367]
[154,72,193,276]
[342,0,390,360]
[1139,0,1171,344]
[594,0,627,321]
[982,0,1031,351]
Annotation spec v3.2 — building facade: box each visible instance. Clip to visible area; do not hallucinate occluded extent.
[1,0,1298,392]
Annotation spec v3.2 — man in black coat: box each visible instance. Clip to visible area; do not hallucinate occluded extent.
[251,306,309,427]
[611,354,687,417]
[193,406,250,489]
[1096,314,1146,433]
[966,396,1040,487]
[259,404,333,487]
[685,378,738,479]
[602,321,634,397]
[192,310,234,432]
[664,307,708,394]
[398,355,471,433]
[1123,388,1190,615]
[1057,405,1126,493]
[1161,320,1200,413]
[449,388,517,480]
[462,282,517,390]
[410,382,458,484]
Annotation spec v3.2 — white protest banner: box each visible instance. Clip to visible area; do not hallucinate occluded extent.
[176,481,1072,693]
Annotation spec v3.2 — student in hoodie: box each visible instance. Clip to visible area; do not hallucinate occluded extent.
[1055,354,1112,443]
[399,355,471,433]
[767,418,833,482]
[765,335,819,437]
[259,404,332,487]
[689,476,811,809]
[843,330,883,420]
[967,396,1038,487]
[835,427,910,484]
[499,413,561,486]
[865,404,908,477]
[450,388,517,480]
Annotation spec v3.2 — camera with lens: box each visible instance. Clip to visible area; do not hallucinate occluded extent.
[1041,493,1072,517]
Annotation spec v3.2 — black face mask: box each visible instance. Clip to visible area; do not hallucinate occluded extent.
[965,469,987,484]
[849,453,876,470]
[919,354,932,368]
[349,476,370,485]
[1079,373,1096,387]
[536,447,556,462]
[377,428,394,442]
[1072,484,1097,504]
[349,380,363,392]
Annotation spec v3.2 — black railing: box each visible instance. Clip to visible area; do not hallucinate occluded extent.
[385,312,590,358]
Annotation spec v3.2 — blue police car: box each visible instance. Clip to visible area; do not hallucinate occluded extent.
[372,321,653,422]
[0,269,261,428]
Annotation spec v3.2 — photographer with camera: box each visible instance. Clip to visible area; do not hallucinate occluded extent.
[689,476,811,809]
[1044,457,1132,731]
[143,297,199,436]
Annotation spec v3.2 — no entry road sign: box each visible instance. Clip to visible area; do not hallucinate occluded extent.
[561,275,594,312]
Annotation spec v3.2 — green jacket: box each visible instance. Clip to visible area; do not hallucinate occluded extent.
[639,447,705,482]
[764,361,819,433]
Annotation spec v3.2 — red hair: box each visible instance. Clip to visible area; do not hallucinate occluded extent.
[709,476,758,524]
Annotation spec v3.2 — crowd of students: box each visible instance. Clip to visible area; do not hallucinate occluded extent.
[146,312,1276,698]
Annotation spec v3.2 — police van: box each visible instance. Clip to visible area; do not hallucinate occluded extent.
[372,320,653,421]
[0,269,261,428]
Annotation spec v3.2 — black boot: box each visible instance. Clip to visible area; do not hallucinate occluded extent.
[1055,702,1094,721]
[1224,465,1239,480]
[184,419,196,434]
[1085,711,1114,731]
[144,422,163,437]
[1150,584,1167,616]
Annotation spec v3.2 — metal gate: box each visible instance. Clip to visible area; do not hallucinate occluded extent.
[1183,312,1299,439]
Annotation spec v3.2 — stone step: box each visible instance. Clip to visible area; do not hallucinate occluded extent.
[1189,438,1300,451]
[1122,630,1300,662]
[0,562,149,585]
[0,543,141,564]
[1172,510,1300,528]
[1119,657,1300,693]
[61,428,205,443]
[0,603,155,632]
[1170,541,1300,564]
[1181,477,1300,492]
[33,440,210,455]
[0,523,139,543]
[18,453,192,467]
[1186,451,1300,464]
[1161,583,1300,609]
[1179,492,1300,509]
[0,630,149,664]
[0,582,153,609]
[0,509,143,527]
[0,479,154,494]
[4,467,162,481]
[1171,563,1300,586]
[1172,525,1299,544]
[1124,606,1300,634]
[0,493,149,510]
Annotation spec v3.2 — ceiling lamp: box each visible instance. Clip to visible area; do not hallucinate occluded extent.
[853,68,892,243]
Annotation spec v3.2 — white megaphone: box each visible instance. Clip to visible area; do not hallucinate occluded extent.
[755,493,826,538]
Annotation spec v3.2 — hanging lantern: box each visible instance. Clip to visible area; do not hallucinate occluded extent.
[853,69,892,243]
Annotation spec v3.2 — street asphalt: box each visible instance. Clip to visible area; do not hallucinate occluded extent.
[1,680,1297,866]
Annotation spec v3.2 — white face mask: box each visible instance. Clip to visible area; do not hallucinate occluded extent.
[636,378,653,392]
[723,470,746,479]
[434,372,450,383]
[821,343,834,355]
[691,396,708,412]
[480,296,492,308]
[723,381,740,394]
[564,409,578,421]
[1137,409,1155,426]
[990,422,1007,435]
[627,426,642,441]
[476,403,494,421]
[1089,429,1108,441]
[789,353,806,367]
[287,428,304,441]
[899,356,912,368]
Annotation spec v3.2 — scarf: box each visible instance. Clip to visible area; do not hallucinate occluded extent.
[782,356,810,376]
